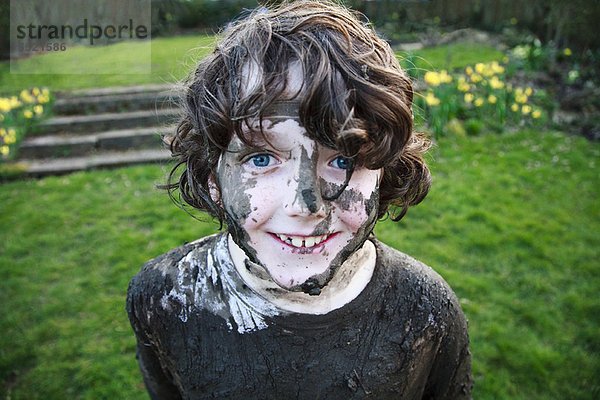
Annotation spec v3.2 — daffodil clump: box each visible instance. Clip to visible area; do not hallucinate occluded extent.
[0,88,52,160]
[416,61,545,139]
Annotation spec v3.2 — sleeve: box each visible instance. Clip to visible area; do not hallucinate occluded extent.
[422,294,474,400]
[127,276,182,400]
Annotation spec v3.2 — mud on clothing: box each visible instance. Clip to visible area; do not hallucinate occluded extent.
[127,233,473,399]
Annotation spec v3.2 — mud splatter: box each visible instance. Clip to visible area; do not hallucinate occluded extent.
[301,188,319,213]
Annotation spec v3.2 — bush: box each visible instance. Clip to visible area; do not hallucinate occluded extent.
[415,61,547,139]
[464,118,484,136]
[0,88,53,161]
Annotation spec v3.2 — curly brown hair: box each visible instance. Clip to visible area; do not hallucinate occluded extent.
[165,0,431,224]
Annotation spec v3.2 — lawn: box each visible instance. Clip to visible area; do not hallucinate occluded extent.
[1,33,599,399]
[398,41,506,78]
[1,35,216,93]
[1,128,598,399]
[1,34,502,93]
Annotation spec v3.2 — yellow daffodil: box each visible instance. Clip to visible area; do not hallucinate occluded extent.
[475,63,485,74]
[515,88,528,104]
[474,98,484,107]
[0,128,5,137]
[470,73,483,83]
[10,97,22,108]
[511,103,519,112]
[24,110,33,118]
[464,93,474,103]
[424,71,441,86]
[32,87,40,96]
[465,66,473,75]
[522,105,532,114]
[20,90,35,104]
[439,69,452,83]
[4,129,16,144]
[532,109,542,119]
[1,146,9,156]
[457,77,470,92]
[425,92,440,106]
[38,94,50,104]
[525,87,533,96]
[489,76,505,89]
[34,105,43,115]
[0,98,11,112]
[488,95,497,104]
[563,48,572,56]
[490,61,505,74]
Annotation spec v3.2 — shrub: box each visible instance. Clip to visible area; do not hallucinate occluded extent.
[415,61,546,139]
[0,87,53,161]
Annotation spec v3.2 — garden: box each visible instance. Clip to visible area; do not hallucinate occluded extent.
[1,1,599,399]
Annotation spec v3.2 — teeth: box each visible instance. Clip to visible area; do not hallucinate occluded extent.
[304,237,316,247]
[276,233,330,248]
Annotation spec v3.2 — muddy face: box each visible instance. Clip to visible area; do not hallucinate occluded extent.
[215,115,381,291]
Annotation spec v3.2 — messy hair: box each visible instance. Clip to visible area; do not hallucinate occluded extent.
[165,0,431,223]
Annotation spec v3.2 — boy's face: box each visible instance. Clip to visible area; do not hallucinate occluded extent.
[216,115,381,290]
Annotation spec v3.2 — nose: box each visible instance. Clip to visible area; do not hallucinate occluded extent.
[285,174,326,218]
[301,187,321,214]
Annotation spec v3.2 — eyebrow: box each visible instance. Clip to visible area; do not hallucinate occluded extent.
[235,119,300,153]
[228,138,266,154]
[229,132,286,156]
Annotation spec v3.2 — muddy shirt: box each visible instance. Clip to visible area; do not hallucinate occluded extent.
[127,233,473,399]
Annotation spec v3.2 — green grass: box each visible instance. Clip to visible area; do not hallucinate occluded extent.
[376,129,600,398]
[1,36,501,93]
[1,129,598,399]
[399,42,506,77]
[1,35,216,93]
[1,34,597,398]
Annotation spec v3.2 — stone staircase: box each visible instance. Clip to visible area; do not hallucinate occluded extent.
[9,84,180,178]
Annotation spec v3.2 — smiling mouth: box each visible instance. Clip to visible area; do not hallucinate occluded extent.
[271,233,333,248]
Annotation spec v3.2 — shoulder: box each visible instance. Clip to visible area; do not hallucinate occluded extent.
[371,239,466,327]
[130,233,220,289]
[126,232,224,320]
[373,239,454,296]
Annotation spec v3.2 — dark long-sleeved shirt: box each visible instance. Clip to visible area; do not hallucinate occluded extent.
[127,233,473,399]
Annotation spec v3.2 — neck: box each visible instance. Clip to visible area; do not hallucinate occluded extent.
[227,234,376,315]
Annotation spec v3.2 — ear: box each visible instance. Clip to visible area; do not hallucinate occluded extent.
[208,173,221,206]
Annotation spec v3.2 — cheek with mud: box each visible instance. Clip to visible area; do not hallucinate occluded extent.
[319,179,378,231]
[218,159,259,261]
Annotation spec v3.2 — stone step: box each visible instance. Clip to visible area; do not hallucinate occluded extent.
[38,108,180,135]
[10,148,173,178]
[18,126,174,159]
[54,83,173,98]
[53,90,175,115]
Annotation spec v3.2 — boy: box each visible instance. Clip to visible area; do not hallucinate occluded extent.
[127,1,473,398]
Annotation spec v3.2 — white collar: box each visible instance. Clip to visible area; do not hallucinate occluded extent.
[227,234,376,315]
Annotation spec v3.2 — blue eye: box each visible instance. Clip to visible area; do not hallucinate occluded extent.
[250,154,272,167]
[330,156,351,170]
